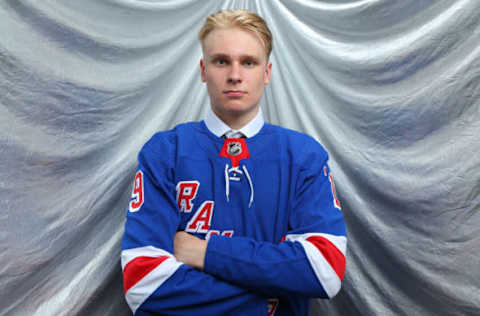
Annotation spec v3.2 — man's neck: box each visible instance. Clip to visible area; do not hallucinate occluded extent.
[213,107,259,130]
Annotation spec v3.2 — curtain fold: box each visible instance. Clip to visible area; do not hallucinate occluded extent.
[1,1,479,315]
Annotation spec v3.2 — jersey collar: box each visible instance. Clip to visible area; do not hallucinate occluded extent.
[204,107,264,138]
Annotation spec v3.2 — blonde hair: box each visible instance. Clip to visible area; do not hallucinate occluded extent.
[198,9,273,59]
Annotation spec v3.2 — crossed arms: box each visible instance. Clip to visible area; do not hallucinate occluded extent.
[121,137,347,315]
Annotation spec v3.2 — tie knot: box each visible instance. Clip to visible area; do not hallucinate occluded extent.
[223,130,245,139]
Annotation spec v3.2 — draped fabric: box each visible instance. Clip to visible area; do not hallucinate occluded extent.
[1,0,479,315]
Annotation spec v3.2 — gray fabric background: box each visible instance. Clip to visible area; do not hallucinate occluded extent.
[1,0,479,315]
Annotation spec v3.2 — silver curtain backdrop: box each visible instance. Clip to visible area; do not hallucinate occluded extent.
[1,0,479,315]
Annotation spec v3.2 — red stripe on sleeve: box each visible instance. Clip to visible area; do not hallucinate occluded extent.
[123,256,169,293]
[306,236,346,280]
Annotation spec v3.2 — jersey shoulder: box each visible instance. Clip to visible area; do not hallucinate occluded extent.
[141,121,203,156]
[261,123,329,163]
[137,122,205,184]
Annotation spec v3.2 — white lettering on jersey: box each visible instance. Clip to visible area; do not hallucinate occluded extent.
[176,181,200,213]
[205,230,234,240]
[185,201,214,233]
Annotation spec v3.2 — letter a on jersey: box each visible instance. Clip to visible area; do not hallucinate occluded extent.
[186,201,214,233]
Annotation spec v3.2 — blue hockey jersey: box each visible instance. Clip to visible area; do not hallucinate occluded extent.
[121,121,347,315]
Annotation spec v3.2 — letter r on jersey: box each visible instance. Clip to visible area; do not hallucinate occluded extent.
[176,181,199,212]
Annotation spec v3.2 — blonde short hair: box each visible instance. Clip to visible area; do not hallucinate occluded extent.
[198,9,273,59]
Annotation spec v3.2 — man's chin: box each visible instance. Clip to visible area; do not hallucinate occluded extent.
[220,100,258,112]
[212,103,259,123]
[223,106,258,117]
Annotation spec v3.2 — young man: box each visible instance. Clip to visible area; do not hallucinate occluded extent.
[121,10,347,316]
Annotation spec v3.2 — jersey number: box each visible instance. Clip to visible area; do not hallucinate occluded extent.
[129,171,144,212]
[324,166,341,210]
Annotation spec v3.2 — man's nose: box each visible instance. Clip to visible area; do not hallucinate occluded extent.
[227,62,242,84]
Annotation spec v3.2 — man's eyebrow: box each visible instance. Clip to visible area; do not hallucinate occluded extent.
[209,54,230,60]
[240,55,261,61]
[209,54,261,61]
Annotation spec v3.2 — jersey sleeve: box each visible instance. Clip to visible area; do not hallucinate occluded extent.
[203,139,347,299]
[121,139,267,315]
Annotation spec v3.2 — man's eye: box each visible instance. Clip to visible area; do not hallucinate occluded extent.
[244,61,255,66]
[216,59,227,65]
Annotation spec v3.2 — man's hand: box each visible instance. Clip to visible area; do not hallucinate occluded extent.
[174,231,207,270]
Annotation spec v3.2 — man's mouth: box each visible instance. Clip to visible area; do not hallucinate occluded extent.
[224,90,246,97]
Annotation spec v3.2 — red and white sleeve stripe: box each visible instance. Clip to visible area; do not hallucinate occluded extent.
[285,233,347,298]
[121,246,182,314]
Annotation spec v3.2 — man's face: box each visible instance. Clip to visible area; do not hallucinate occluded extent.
[200,27,272,127]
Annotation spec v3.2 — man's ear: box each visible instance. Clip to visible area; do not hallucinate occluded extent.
[200,59,206,82]
[264,61,272,85]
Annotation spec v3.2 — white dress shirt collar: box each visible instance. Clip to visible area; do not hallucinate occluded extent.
[204,107,264,138]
